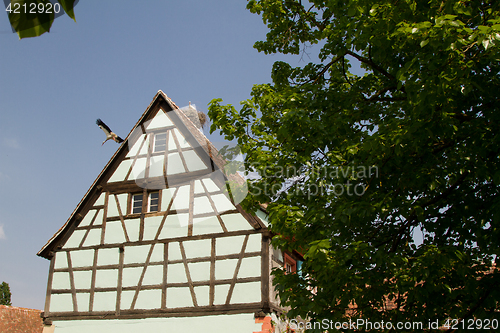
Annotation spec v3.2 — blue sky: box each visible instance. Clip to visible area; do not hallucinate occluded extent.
[0,0,302,309]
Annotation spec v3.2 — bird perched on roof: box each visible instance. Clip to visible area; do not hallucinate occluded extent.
[96,119,124,145]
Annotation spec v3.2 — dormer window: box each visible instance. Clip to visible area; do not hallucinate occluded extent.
[131,191,160,214]
[154,133,167,152]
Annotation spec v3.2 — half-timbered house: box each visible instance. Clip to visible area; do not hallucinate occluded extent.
[37,91,300,332]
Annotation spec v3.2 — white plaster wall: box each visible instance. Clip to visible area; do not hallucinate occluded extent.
[104,221,126,244]
[166,287,192,308]
[215,259,238,280]
[156,214,187,238]
[211,194,235,212]
[184,150,207,172]
[70,250,94,268]
[187,261,210,281]
[149,155,165,178]
[135,289,162,310]
[93,291,116,312]
[53,252,67,269]
[230,281,261,304]
[97,248,119,266]
[194,180,204,194]
[216,235,245,256]
[172,185,190,210]
[166,153,185,175]
[161,188,175,209]
[75,293,90,312]
[124,245,150,264]
[82,229,101,247]
[192,216,224,235]
[131,158,147,179]
[173,128,191,148]
[73,271,92,289]
[167,131,177,151]
[221,213,253,232]
[95,269,118,288]
[194,285,210,306]
[237,256,262,279]
[108,160,132,183]
[246,234,262,253]
[63,230,86,249]
[52,272,71,290]
[124,219,140,242]
[202,178,220,192]
[94,193,106,206]
[145,110,174,129]
[193,196,214,215]
[126,136,144,158]
[183,238,211,258]
[142,216,163,241]
[79,210,96,227]
[50,294,73,312]
[142,265,163,285]
[94,210,103,225]
[139,136,150,155]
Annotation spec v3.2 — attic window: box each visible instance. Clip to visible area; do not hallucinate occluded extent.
[154,133,167,152]
[284,253,297,274]
[131,191,160,214]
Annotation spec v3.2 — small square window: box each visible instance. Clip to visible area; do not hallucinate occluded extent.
[154,133,167,152]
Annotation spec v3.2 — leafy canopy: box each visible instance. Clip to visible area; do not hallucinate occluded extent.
[0,282,12,306]
[6,0,78,39]
[209,0,500,330]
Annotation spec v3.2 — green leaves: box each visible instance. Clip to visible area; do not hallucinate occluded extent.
[8,0,54,39]
[0,282,12,306]
[58,0,76,21]
[6,0,78,39]
[211,0,500,329]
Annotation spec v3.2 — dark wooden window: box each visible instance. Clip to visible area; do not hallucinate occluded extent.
[154,133,167,152]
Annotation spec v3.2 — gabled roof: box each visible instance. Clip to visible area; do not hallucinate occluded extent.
[38,91,264,259]
[0,305,44,333]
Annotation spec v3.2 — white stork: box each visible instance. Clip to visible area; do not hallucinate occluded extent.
[96,119,124,145]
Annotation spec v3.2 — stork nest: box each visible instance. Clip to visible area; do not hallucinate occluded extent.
[183,108,208,128]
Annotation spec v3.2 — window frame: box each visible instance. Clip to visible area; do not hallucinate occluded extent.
[284,252,297,274]
[153,132,167,153]
[129,191,160,214]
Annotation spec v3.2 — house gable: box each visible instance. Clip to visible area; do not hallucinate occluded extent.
[39,91,270,321]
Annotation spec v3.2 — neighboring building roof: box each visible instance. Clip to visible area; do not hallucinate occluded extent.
[0,305,44,333]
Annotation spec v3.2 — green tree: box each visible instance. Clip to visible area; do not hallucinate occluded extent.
[6,0,78,39]
[209,0,500,331]
[0,282,12,306]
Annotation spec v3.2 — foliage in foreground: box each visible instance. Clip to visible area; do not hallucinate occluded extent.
[7,0,78,39]
[209,0,500,331]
